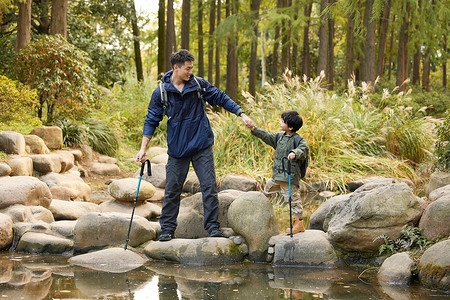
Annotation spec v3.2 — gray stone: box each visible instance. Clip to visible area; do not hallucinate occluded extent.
[378,252,414,285]
[7,156,33,176]
[0,131,25,155]
[30,126,63,150]
[219,175,257,192]
[29,154,62,174]
[147,146,167,158]
[41,172,91,202]
[70,149,83,162]
[418,239,450,291]
[90,163,120,176]
[24,134,49,154]
[99,200,161,219]
[108,178,156,202]
[49,199,101,220]
[0,163,11,177]
[134,163,166,189]
[50,220,77,238]
[419,195,450,241]
[144,237,246,265]
[182,172,200,194]
[98,156,117,164]
[80,144,93,164]
[53,150,75,173]
[271,230,338,267]
[429,184,450,201]
[1,205,54,223]
[0,176,52,209]
[150,153,168,164]
[227,191,279,262]
[325,179,422,252]
[309,194,350,231]
[16,231,73,254]
[426,171,450,197]
[0,213,13,250]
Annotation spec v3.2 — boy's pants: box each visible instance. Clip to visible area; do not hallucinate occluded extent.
[264,178,303,219]
[159,146,220,235]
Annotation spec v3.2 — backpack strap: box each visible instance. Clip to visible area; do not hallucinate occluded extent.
[159,82,170,118]
[193,76,206,108]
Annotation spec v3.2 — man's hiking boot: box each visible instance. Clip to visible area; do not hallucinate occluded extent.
[285,218,305,235]
[209,228,224,237]
[159,232,174,242]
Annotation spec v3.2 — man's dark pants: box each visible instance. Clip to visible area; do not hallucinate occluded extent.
[159,146,220,235]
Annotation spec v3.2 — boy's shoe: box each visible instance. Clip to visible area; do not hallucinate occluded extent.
[209,228,224,237]
[159,232,174,242]
[285,219,305,235]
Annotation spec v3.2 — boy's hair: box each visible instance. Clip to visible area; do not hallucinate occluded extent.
[281,110,303,132]
[170,49,195,68]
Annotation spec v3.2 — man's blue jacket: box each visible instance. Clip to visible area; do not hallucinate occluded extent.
[142,70,243,158]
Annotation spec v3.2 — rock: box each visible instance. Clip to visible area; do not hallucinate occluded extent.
[30,126,63,150]
[70,149,83,162]
[149,188,165,202]
[0,213,13,250]
[79,144,93,165]
[0,176,52,209]
[69,248,148,273]
[429,184,450,201]
[325,179,422,252]
[150,153,168,164]
[147,146,167,158]
[0,131,26,155]
[41,172,91,202]
[309,194,351,231]
[418,239,450,291]
[270,230,338,267]
[53,150,75,173]
[24,134,50,154]
[0,163,11,177]
[419,195,450,241]
[219,175,257,192]
[377,252,414,285]
[227,191,279,262]
[73,212,157,252]
[426,171,450,197]
[6,156,33,176]
[108,178,156,202]
[0,205,54,223]
[144,237,247,265]
[182,172,200,194]
[98,156,117,164]
[90,163,120,176]
[50,220,77,238]
[99,200,161,219]
[134,163,166,189]
[16,231,73,254]
[29,154,62,174]
[49,199,101,220]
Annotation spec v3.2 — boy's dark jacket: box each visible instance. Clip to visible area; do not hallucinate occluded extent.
[142,70,242,158]
[251,127,309,184]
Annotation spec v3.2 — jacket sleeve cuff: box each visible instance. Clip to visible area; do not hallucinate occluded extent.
[235,108,245,116]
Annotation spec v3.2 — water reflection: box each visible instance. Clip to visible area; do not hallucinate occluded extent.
[0,253,448,299]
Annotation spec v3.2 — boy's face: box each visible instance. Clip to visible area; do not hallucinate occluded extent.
[280,119,293,133]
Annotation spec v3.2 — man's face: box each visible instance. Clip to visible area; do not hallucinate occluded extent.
[174,61,193,81]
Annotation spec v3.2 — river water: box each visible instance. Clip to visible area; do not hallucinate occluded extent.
[0,253,448,299]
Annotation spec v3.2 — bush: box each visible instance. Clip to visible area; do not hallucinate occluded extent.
[434,113,450,171]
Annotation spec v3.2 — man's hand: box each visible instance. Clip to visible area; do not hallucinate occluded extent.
[135,150,147,163]
[241,113,254,129]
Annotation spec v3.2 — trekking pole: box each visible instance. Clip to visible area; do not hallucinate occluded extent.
[125,159,151,250]
[282,157,293,238]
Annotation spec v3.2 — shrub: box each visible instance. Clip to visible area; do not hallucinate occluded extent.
[434,113,450,171]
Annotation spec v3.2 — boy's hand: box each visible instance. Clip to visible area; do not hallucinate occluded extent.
[241,114,254,129]
[287,152,296,160]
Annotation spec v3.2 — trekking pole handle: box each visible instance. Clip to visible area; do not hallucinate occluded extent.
[140,159,151,177]
[282,157,291,175]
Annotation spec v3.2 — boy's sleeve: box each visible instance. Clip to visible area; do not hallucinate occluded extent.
[251,127,278,149]
[291,137,309,162]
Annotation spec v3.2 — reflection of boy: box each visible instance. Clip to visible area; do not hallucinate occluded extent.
[249,111,309,234]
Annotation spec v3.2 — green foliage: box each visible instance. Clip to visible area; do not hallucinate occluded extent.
[15,35,99,124]
[0,75,41,126]
[434,113,450,171]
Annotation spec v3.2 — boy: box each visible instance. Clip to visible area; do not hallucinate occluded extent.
[249,110,309,234]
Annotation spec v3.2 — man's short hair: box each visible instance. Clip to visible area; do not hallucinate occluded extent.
[281,110,303,132]
[170,49,195,68]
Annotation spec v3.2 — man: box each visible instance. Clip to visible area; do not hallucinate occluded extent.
[136,49,253,241]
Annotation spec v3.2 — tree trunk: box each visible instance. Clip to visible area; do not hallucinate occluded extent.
[362,0,375,90]
[301,2,312,79]
[50,0,68,37]
[165,0,175,71]
[35,0,51,35]
[376,0,391,79]
[226,0,238,99]
[197,0,205,77]
[271,0,282,82]
[291,0,299,75]
[422,48,430,91]
[444,35,447,90]
[158,0,165,78]
[249,0,261,96]
[327,2,335,90]
[317,0,328,78]
[16,0,32,52]
[260,31,266,87]
[412,49,420,85]
[181,0,190,49]
[281,0,291,72]
[208,0,216,83]
[130,0,143,82]
[388,15,396,81]
[215,0,221,88]
[345,10,355,84]
[396,2,410,90]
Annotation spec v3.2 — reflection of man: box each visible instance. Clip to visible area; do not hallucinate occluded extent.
[136,49,253,241]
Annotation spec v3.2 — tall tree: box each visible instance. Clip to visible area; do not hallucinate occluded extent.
[345,9,355,84]
[376,0,391,79]
[387,15,396,81]
[215,0,221,88]
[422,47,431,91]
[181,0,190,49]
[281,0,291,72]
[165,0,175,71]
[362,0,376,90]
[130,0,143,81]
[208,0,216,83]
[197,0,205,77]
[16,0,31,51]
[444,35,447,90]
[50,0,68,37]
[291,0,300,75]
[271,0,282,81]
[158,0,165,78]
[396,2,410,89]
[248,0,261,96]
[35,0,51,34]
[301,1,312,79]
[317,0,328,78]
[226,0,238,99]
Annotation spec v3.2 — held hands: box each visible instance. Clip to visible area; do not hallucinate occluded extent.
[287,152,296,160]
[241,113,255,130]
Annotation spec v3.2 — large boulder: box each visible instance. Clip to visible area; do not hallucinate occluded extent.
[377,252,414,285]
[133,163,166,189]
[73,212,157,252]
[6,156,33,176]
[269,230,338,267]
[425,171,450,197]
[30,126,63,150]
[227,191,279,262]
[0,176,52,209]
[418,239,450,291]
[309,194,351,231]
[53,151,75,173]
[0,163,11,177]
[1,204,54,223]
[150,153,168,164]
[29,154,62,174]
[16,231,73,254]
[108,178,156,202]
[429,184,450,201]
[324,179,422,252]
[0,213,13,250]
[24,135,50,154]
[99,200,161,219]
[182,173,201,194]
[219,175,257,192]
[90,163,120,176]
[41,172,91,202]
[49,199,101,220]
[419,193,450,241]
[144,237,247,265]
[0,131,25,155]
